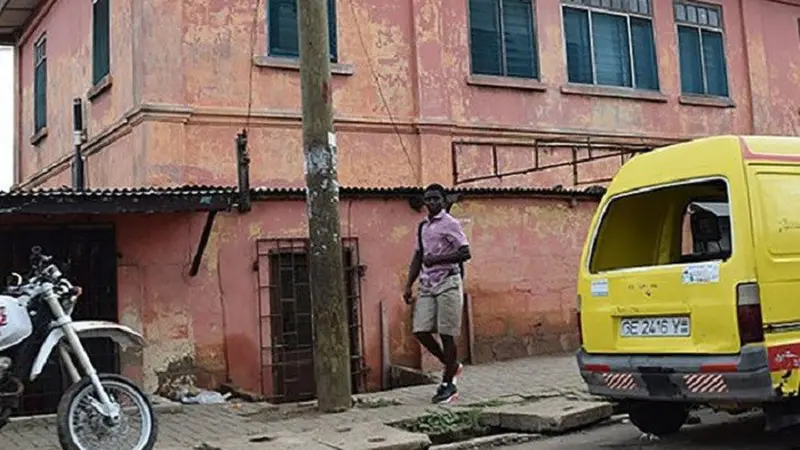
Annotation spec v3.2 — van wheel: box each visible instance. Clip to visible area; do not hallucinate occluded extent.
[628,402,688,437]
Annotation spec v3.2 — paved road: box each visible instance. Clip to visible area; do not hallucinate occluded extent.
[509,410,800,449]
[0,355,590,449]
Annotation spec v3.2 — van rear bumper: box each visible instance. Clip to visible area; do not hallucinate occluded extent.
[577,346,775,403]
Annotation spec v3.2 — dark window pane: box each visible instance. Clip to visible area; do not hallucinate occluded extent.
[678,25,704,94]
[591,12,632,87]
[92,0,111,84]
[269,0,299,57]
[328,0,337,62]
[702,29,728,96]
[34,48,47,132]
[630,17,658,90]
[502,0,537,78]
[268,0,337,60]
[564,7,593,83]
[469,0,503,75]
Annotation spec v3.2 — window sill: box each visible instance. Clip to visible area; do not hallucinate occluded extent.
[679,95,735,109]
[30,127,48,146]
[87,74,113,102]
[467,74,547,92]
[253,55,354,76]
[560,84,668,103]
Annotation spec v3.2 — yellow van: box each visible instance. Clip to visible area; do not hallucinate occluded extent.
[577,135,800,436]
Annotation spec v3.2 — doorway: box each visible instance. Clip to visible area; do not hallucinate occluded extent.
[0,224,119,416]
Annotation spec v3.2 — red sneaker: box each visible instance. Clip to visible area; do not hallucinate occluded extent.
[453,363,464,385]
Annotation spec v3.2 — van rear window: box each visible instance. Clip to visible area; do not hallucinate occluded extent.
[588,179,731,274]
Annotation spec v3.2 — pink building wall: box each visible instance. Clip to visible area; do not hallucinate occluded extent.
[13,0,800,191]
[21,193,594,395]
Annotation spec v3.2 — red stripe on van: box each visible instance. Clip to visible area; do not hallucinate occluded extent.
[739,137,800,163]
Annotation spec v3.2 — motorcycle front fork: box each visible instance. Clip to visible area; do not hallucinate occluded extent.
[47,295,121,422]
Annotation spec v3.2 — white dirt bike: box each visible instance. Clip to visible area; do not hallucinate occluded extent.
[0,246,157,449]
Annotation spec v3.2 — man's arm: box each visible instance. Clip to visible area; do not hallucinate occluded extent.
[405,250,423,291]
[426,245,471,266]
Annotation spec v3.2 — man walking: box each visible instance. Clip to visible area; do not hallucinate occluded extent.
[403,183,471,404]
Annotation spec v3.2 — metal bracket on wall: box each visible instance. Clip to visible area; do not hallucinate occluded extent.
[189,210,218,277]
[450,136,677,187]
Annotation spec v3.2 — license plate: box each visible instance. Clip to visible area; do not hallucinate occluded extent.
[620,316,690,337]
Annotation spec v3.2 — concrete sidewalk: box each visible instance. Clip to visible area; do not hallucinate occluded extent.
[0,354,589,449]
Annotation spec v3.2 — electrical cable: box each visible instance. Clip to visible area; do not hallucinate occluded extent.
[345,0,419,182]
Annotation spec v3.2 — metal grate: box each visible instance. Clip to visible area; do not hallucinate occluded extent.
[256,238,366,403]
[0,225,119,416]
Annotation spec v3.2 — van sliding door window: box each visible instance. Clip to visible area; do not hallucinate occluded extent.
[588,178,731,274]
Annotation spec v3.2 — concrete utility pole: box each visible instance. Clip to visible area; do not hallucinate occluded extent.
[297,0,352,412]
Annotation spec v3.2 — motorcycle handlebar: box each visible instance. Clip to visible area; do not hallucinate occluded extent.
[29,246,53,268]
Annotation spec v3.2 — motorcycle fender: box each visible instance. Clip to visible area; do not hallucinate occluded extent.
[30,321,145,381]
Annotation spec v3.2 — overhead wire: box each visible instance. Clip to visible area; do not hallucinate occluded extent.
[345,0,419,182]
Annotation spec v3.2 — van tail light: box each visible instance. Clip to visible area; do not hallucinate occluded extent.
[576,295,583,346]
[736,283,764,346]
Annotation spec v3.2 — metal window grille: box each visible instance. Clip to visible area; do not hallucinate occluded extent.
[256,238,366,403]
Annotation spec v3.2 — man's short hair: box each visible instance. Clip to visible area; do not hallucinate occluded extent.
[424,183,447,197]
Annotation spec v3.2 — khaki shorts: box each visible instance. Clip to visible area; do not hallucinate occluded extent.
[412,274,464,337]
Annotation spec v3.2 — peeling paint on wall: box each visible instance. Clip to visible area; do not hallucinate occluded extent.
[15,0,792,190]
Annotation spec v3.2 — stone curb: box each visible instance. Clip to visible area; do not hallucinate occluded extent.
[6,395,182,428]
[428,433,541,450]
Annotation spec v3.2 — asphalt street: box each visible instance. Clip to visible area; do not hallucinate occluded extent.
[507,409,800,449]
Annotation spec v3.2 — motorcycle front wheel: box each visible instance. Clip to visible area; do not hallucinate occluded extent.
[56,373,158,450]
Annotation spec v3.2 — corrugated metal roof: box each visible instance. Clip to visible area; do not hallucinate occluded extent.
[0,184,239,215]
[251,185,606,198]
[0,185,238,198]
[0,183,604,216]
[2,184,605,199]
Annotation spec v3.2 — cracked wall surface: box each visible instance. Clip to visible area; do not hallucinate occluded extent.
[14,0,800,189]
[2,194,595,394]
[115,195,596,394]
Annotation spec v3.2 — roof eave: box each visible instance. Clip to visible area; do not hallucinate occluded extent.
[0,0,46,46]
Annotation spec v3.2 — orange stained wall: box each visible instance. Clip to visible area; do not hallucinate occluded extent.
[68,194,595,394]
[14,0,800,190]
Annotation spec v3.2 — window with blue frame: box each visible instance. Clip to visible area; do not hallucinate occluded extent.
[469,0,539,79]
[562,0,659,91]
[268,0,338,62]
[33,36,47,134]
[675,2,728,97]
[92,0,111,85]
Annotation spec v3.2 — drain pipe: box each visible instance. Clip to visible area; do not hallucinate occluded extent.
[236,129,251,213]
[72,98,85,190]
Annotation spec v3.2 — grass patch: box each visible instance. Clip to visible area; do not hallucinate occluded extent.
[390,408,497,445]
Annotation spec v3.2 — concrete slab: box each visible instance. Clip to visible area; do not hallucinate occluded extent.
[480,398,613,434]
[311,423,431,450]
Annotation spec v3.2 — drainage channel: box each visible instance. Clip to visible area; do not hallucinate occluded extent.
[388,408,538,447]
